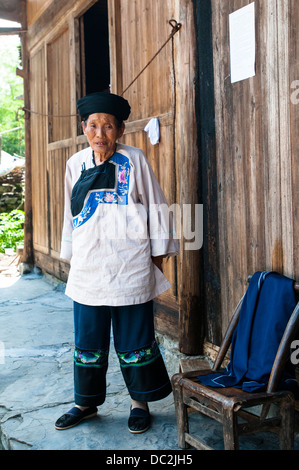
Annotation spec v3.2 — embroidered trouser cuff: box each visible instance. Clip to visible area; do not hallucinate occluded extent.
[74,348,108,407]
[73,300,172,407]
[74,342,172,406]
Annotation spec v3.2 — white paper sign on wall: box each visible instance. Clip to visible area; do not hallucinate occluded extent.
[229,2,256,84]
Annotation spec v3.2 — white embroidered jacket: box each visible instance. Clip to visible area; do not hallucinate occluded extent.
[60,143,179,306]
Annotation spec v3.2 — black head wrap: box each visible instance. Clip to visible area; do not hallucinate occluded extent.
[77,92,131,122]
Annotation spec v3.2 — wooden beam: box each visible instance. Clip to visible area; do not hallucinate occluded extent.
[107,0,123,95]
[0,28,27,35]
[124,112,173,135]
[193,0,221,346]
[174,0,203,355]
[20,9,34,267]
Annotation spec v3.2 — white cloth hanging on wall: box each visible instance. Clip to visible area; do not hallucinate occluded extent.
[144,118,160,145]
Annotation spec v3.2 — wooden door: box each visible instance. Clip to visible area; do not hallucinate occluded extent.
[108,0,180,339]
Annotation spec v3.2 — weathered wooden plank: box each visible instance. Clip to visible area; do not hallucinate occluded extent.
[193,0,221,346]
[109,0,188,343]
[124,112,173,135]
[30,46,49,252]
[289,0,299,281]
[48,138,73,151]
[25,0,299,361]
[153,298,179,342]
[107,0,123,94]
[48,146,72,254]
[173,0,202,354]
[34,250,69,282]
[27,0,52,28]
[47,28,71,143]
[26,0,97,50]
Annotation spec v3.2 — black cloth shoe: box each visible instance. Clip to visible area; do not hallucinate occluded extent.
[128,405,151,434]
[55,406,98,430]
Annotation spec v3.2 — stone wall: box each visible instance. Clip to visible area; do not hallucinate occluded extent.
[0,166,25,213]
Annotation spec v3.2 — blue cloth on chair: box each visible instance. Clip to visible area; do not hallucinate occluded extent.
[198,272,298,394]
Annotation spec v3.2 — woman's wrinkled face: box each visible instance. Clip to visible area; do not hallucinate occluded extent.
[82,113,125,162]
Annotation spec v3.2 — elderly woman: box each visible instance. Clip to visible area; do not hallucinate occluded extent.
[55,92,179,434]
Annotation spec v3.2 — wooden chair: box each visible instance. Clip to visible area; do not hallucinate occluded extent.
[171,277,299,450]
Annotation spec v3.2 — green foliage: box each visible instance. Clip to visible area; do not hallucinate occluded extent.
[0,36,24,156]
[0,209,24,253]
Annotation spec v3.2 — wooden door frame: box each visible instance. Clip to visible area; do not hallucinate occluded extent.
[193,0,222,348]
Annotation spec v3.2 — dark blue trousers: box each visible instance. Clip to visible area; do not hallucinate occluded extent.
[73,300,172,407]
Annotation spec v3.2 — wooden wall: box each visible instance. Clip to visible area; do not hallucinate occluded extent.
[203,0,299,351]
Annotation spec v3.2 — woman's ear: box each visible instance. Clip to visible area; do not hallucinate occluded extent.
[81,120,87,135]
